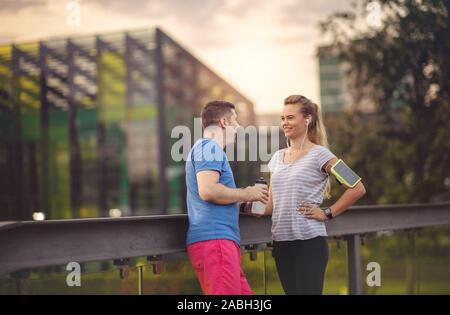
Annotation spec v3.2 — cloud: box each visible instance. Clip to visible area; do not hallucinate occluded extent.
[277,0,353,27]
[0,0,46,13]
[224,0,264,18]
[78,0,268,50]
[83,0,226,27]
[270,33,316,47]
[0,0,349,113]
[267,0,355,48]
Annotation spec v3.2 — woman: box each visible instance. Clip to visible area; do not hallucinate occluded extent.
[263,95,366,295]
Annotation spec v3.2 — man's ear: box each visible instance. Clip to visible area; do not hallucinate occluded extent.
[219,117,227,129]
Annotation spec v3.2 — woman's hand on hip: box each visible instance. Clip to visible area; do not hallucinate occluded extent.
[298,203,327,222]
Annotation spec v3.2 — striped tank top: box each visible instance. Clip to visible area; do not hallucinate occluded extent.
[267,145,337,241]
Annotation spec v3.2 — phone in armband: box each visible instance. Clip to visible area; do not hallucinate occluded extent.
[330,159,362,188]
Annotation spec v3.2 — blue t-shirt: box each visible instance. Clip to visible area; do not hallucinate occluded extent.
[185,138,240,246]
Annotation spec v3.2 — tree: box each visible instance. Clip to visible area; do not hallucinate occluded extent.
[321,0,450,204]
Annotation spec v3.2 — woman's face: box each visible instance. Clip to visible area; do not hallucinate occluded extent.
[281,104,308,140]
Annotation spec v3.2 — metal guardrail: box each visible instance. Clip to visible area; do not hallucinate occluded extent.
[0,203,449,294]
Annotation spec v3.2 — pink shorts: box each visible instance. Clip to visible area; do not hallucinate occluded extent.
[187,239,253,295]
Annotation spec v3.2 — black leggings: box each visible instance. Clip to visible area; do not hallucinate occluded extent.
[273,237,329,295]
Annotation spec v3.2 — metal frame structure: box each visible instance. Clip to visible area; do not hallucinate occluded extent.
[1,203,449,294]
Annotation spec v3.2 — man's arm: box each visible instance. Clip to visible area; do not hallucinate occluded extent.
[197,170,268,205]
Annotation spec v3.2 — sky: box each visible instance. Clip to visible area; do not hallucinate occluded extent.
[0,0,354,114]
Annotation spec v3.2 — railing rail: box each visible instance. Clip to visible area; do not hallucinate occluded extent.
[1,203,449,294]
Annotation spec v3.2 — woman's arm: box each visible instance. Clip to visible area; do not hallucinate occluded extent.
[302,158,366,221]
[324,158,366,218]
[326,181,366,218]
[263,185,273,216]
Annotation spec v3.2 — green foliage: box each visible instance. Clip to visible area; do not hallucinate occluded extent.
[321,0,450,203]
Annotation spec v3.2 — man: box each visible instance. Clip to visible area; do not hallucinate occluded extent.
[185,100,269,295]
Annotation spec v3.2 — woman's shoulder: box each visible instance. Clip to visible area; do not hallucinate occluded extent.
[271,148,287,160]
[313,144,334,154]
[313,145,338,167]
[268,149,286,170]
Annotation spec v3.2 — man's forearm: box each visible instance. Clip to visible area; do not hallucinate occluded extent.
[203,183,247,205]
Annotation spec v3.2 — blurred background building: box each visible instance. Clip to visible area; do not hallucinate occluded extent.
[318,45,352,114]
[318,45,403,114]
[0,27,257,220]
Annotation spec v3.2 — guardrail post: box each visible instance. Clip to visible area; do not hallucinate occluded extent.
[113,258,131,280]
[147,255,163,274]
[244,244,258,261]
[11,270,30,294]
[346,234,363,295]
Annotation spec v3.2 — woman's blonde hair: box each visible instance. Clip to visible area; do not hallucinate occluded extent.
[284,95,332,198]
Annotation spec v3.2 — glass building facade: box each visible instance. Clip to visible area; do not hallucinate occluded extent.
[0,28,256,220]
[317,46,351,114]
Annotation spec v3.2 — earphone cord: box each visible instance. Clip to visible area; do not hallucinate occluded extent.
[288,122,308,162]
[286,119,309,162]
[300,123,308,152]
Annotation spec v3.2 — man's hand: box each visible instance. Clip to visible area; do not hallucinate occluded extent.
[243,185,269,204]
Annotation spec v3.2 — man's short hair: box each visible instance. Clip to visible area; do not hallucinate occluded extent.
[201,101,236,128]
